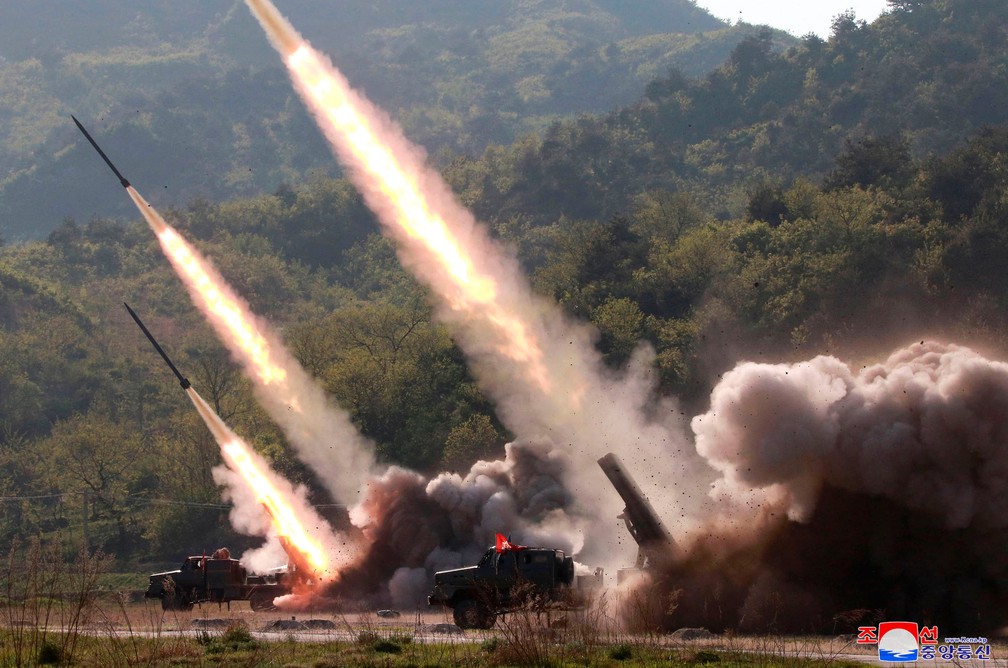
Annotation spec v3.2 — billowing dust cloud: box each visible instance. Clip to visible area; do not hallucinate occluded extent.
[244,0,700,567]
[661,341,1008,633]
[127,186,377,509]
[330,439,581,607]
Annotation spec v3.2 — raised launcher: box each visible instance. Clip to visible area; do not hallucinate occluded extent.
[598,452,679,581]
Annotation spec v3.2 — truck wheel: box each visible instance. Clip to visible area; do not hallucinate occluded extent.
[162,593,192,612]
[249,590,277,612]
[453,599,495,630]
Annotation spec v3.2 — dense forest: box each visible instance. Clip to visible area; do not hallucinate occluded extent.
[2,0,1008,571]
[0,0,787,240]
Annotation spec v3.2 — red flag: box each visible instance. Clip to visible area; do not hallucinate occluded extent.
[495,533,526,552]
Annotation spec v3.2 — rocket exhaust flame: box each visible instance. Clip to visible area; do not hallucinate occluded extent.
[188,387,334,579]
[244,0,551,394]
[243,0,699,561]
[124,186,376,508]
[72,115,376,511]
[77,112,392,604]
[124,303,344,582]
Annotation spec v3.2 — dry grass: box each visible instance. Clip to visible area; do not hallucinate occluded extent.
[0,536,110,666]
[0,556,965,667]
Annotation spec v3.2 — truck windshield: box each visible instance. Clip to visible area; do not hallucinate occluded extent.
[478,549,494,567]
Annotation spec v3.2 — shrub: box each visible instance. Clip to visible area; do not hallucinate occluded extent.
[204,623,258,654]
[38,639,62,665]
[373,639,403,654]
[609,643,633,661]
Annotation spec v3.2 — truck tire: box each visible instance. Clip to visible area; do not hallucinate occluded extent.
[249,589,277,611]
[161,593,192,612]
[453,598,495,630]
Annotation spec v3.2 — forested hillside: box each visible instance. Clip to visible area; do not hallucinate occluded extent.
[0,0,785,240]
[2,0,1008,570]
[444,0,1008,226]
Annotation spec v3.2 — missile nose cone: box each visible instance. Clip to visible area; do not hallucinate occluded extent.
[71,115,132,188]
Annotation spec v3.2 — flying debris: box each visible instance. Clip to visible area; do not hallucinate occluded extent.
[71,115,131,188]
[598,453,678,574]
[123,302,190,389]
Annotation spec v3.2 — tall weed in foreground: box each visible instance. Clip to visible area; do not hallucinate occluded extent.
[491,585,625,666]
[0,536,109,667]
[92,592,186,667]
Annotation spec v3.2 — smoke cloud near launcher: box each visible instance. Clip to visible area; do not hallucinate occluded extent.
[328,440,581,607]
[671,341,1008,632]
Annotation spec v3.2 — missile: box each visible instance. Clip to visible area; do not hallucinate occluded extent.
[123,302,191,389]
[71,115,131,188]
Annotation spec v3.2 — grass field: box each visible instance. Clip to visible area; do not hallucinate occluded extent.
[0,620,878,668]
[0,546,981,667]
[0,592,888,668]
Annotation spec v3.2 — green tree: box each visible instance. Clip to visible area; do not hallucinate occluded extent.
[440,414,505,471]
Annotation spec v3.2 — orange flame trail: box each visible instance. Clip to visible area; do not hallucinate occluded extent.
[128,187,288,388]
[245,0,552,395]
[243,0,701,556]
[186,386,332,578]
[126,186,376,507]
[122,184,357,581]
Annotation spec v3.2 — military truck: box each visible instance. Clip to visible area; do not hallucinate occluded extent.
[144,550,292,611]
[427,545,575,629]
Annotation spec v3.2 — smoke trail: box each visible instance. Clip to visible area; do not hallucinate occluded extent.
[126,186,376,507]
[656,341,1008,632]
[243,0,700,563]
[185,384,351,581]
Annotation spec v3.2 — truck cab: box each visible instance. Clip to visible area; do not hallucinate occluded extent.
[428,547,575,629]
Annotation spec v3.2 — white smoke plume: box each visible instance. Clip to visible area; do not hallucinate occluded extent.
[694,340,1008,529]
[244,0,702,566]
[126,186,377,509]
[186,385,353,581]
